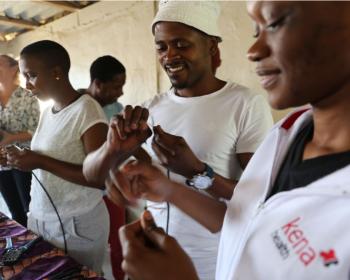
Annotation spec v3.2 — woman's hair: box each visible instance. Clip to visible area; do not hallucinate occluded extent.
[20,40,71,74]
[0,55,18,67]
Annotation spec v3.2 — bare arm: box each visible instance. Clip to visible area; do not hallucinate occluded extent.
[168,181,227,233]
[107,161,226,233]
[205,152,253,199]
[83,141,122,186]
[83,106,151,186]
[34,153,104,188]
[6,122,108,189]
[237,153,253,169]
[0,130,33,146]
[152,126,254,200]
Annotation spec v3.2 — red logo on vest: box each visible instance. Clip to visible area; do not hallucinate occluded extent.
[281,217,317,266]
[320,249,338,266]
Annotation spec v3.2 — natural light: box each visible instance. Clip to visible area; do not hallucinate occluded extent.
[19,72,53,112]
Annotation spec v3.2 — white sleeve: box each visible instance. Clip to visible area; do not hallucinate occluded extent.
[78,97,108,137]
[236,94,273,153]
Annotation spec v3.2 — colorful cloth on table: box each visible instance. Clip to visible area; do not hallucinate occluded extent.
[0,212,105,280]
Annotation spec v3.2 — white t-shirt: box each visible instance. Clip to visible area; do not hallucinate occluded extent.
[29,94,108,221]
[143,81,273,280]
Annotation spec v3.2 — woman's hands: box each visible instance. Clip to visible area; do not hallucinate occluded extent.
[4,146,40,171]
[119,210,199,280]
[105,160,177,206]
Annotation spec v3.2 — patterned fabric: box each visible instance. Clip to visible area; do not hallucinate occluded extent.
[0,87,40,148]
[0,212,105,280]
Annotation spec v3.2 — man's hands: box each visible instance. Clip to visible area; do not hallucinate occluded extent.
[105,160,177,206]
[106,105,151,158]
[119,210,199,280]
[152,125,205,178]
[83,105,152,186]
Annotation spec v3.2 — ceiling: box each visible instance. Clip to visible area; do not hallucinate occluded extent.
[0,1,97,42]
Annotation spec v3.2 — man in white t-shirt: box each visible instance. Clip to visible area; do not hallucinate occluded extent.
[140,1,272,279]
[84,1,272,279]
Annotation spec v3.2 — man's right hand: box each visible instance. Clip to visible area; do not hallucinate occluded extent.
[82,105,152,186]
[119,210,199,280]
[106,105,152,158]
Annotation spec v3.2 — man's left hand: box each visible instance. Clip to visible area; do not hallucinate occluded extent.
[152,125,205,178]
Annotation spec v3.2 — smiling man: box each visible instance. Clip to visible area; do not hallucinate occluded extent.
[83,2,272,279]
[138,1,273,279]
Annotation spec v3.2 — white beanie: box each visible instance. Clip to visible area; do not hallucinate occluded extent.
[152,0,222,41]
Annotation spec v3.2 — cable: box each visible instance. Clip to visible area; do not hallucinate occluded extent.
[166,202,170,234]
[166,169,170,234]
[31,171,67,254]
[143,168,170,234]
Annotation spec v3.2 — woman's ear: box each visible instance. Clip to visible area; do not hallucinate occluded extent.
[93,79,105,93]
[52,66,63,81]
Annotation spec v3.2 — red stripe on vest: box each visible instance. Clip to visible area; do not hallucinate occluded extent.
[281,109,310,130]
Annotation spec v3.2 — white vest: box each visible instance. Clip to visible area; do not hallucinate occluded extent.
[217,109,350,280]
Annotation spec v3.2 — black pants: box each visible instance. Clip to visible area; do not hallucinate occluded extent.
[0,170,31,226]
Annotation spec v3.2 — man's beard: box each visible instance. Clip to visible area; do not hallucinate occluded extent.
[169,75,199,90]
[170,79,188,90]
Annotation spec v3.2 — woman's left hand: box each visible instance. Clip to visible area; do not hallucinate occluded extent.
[5,146,40,171]
[119,211,199,280]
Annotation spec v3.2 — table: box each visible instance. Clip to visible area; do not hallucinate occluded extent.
[0,212,105,280]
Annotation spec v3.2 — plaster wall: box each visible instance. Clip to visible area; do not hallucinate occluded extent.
[2,1,291,121]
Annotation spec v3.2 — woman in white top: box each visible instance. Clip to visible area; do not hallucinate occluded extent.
[6,40,109,273]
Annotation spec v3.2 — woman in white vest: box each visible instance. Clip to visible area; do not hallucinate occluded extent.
[105,1,350,279]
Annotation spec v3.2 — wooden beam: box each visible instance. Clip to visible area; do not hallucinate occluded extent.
[39,1,82,12]
[0,15,39,29]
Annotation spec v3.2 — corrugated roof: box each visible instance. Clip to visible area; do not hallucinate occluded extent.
[0,1,97,41]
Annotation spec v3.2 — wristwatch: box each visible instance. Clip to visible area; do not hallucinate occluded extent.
[186,163,215,190]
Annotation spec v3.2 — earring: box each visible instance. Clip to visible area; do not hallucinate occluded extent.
[55,77,60,81]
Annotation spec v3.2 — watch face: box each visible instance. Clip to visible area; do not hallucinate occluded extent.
[193,175,213,190]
